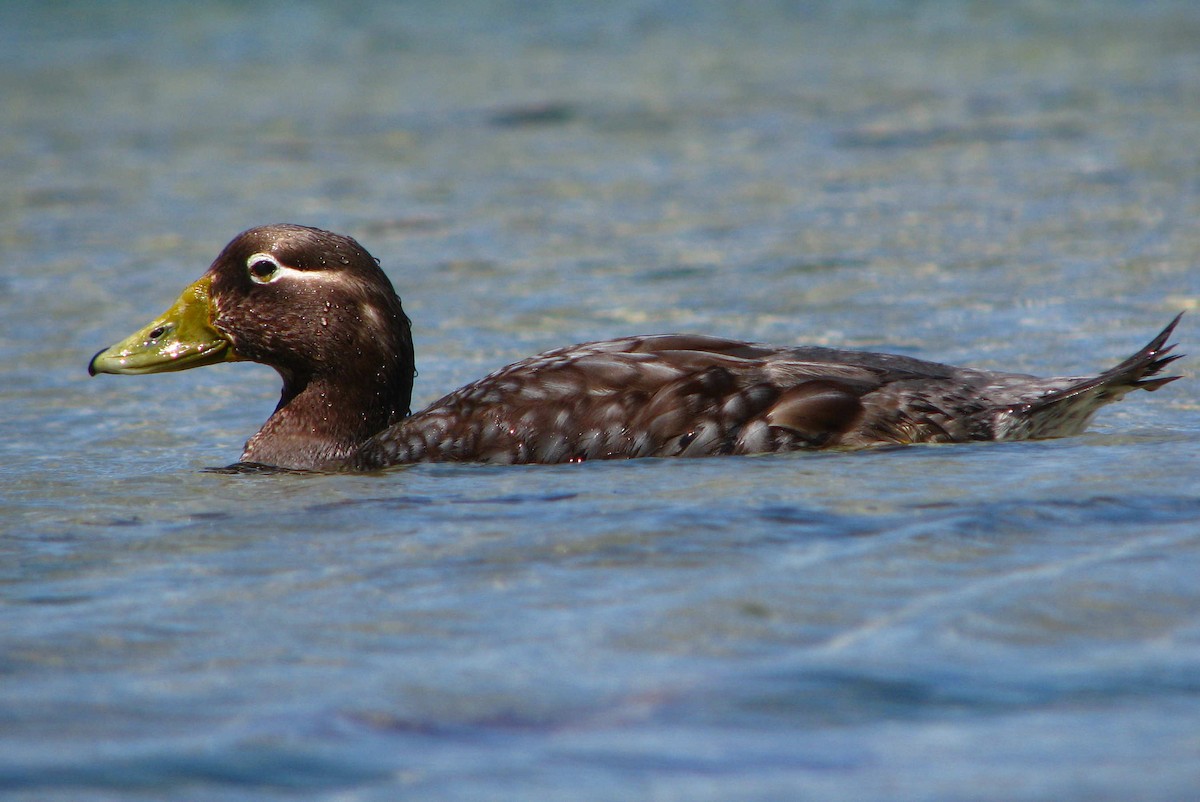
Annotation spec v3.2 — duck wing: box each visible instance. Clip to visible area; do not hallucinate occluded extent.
[352,334,1002,465]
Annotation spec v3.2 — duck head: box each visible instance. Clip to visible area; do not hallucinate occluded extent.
[90,224,416,469]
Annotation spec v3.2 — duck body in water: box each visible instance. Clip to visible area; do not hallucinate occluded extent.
[89,225,1183,471]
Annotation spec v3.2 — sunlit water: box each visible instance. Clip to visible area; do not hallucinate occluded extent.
[2,2,1199,800]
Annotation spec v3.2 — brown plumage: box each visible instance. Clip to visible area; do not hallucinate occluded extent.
[88,224,1184,471]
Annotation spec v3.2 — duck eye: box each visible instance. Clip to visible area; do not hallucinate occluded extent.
[246,253,281,284]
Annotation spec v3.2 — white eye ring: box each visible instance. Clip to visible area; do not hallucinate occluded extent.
[247,253,283,284]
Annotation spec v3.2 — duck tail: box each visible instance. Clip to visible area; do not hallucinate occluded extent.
[999,313,1185,439]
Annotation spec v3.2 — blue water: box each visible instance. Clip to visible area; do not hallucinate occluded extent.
[3,2,1199,800]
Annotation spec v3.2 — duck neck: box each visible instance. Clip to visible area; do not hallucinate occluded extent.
[240,361,413,471]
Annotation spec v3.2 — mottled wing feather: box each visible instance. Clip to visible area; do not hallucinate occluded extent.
[762,381,865,446]
[356,336,892,464]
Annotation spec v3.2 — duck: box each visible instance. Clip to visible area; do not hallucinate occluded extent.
[89,224,1184,471]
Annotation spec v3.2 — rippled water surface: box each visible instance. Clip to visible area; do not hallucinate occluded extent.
[3,2,1200,800]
